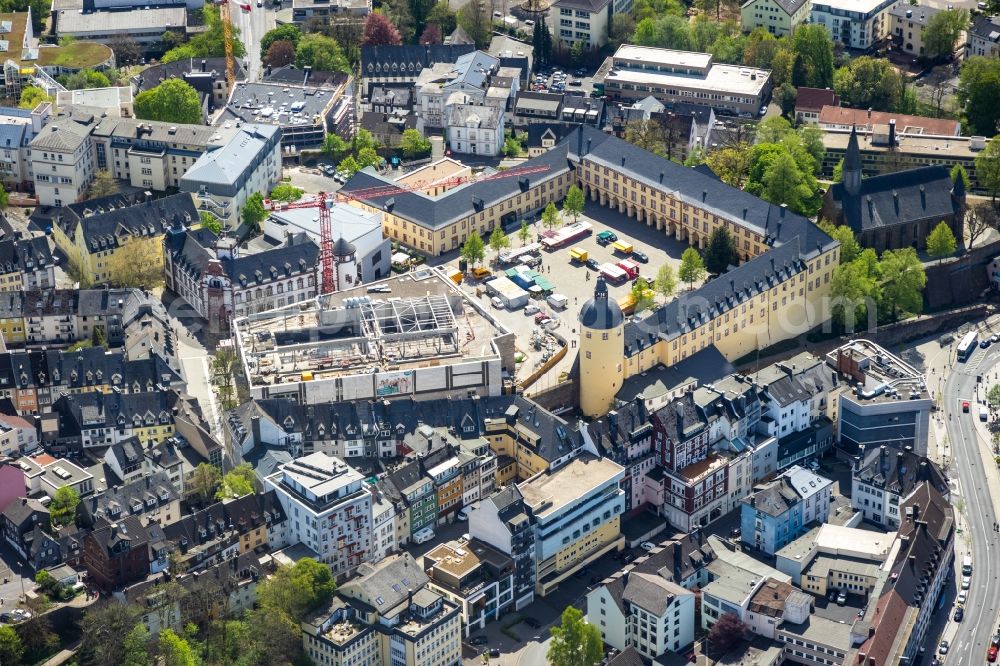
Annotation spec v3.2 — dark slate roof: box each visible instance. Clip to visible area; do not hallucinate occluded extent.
[580,277,624,330]
[359,112,419,139]
[651,392,711,446]
[24,289,79,317]
[970,15,1000,43]
[605,647,647,666]
[741,0,808,15]
[826,165,961,234]
[134,58,246,94]
[1,497,49,529]
[551,0,610,13]
[525,123,576,149]
[631,532,714,584]
[856,446,949,502]
[165,227,319,286]
[574,125,831,251]
[340,138,573,230]
[54,192,197,254]
[368,84,415,107]
[88,515,149,555]
[623,238,817,354]
[80,470,178,526]
[263,68,351,87]
[360,44,477,77]
[0,236,54,275]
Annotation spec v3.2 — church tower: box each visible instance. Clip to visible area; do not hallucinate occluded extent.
[843,125,862,197]
[578,277,624,418]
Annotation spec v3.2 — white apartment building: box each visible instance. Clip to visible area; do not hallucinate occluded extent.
[0,104,50,194]
[740,0,811,37]
[447,104,504,157]
[370,492,398,562]
[587,571,695,659]
[30,110,98,207]
[548,0,612,50]
[966,15,1000,58]
[180,124,282,228]
[415,51,518,129]
[810,0,902,50]
[263,452,374,580]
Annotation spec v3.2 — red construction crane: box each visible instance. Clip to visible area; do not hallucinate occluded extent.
[265,163,552,295]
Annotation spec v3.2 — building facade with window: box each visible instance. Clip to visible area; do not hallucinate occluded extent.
[548,0,612,50]
[740,0,811,36]
[810,0,900,50]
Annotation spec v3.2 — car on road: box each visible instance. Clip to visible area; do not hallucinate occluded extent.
[523,617,542,629]
[990,646,999,663]
[963,400,970,412]
[488,648,501,658]
[586,258,600,271]
[957,591,967,604]
[631,250,649,263]
[938,641,949,655]
[574,69,586,76]
[827,589,838,602]
[961,575,971,589]
[954,606,964,621]
[490,297,504,309]
[468,636,488,646]
[993,333,1000,343]
[836,590,847,605]
[760,106,768,115]
[982,339,992,348]
[640,541,656,551]
[729,526,741,538]
[569,79,583,86]
[524,304,540,316]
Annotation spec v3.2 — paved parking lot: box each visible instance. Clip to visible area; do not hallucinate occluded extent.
[447,200,698,391]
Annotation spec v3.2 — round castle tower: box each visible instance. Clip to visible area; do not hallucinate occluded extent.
[578,276,625,418]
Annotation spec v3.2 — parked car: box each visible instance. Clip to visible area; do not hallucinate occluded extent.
[938,641,949,655]
[490,297,504,309]
[992,333,1000,343]
[989,645,998,663]
[523,617,542,629]
[954,606,964,621]
[569,79,583,86]
[469,636,488,646]
[957,591,967,604]
[586,258,600,271]
[961,575,971,589]
[489,648,501,658]
[412,527,435,544]
[836,591,847,605]
[631,250,649,263]
[524,304,540,316]
[640,541,656,551]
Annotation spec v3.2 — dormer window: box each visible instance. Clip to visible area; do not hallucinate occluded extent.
[112,374,121,385]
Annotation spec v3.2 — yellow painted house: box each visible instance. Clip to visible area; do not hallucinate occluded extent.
[0,292,25,345]
[51,192,198,286]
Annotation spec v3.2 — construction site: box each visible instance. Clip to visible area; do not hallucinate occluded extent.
[233,268,516,405]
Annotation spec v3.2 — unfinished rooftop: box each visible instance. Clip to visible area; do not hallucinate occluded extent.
[827,339,928,404]
[234,269,506,388]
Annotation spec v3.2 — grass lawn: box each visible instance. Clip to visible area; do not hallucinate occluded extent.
[37,42,113,69]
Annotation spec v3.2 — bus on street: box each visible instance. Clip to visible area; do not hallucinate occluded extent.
[957,330,978,362]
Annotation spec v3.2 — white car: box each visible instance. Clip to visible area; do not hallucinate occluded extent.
[640,541,656,551]
[524,304,540,316]
[961,575,971,590]
[957,591,967,604]
[490,296,504,309]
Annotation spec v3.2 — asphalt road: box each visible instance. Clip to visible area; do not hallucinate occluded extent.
[231,0,270,82]
[942,343,1000,665]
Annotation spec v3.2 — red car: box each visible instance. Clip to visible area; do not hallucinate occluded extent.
[240,3,251,9]
[989,646,998,663]
[962,400,970,413]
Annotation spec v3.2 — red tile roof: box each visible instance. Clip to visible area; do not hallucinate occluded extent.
[795,87,840,112]
[818,106,961,136]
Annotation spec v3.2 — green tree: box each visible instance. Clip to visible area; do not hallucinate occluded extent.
[923,9,967,62]
[461,232,485,268]
[488,226,510,260]
[518,221,531,246]
[879,247,927,320]
[570,41,585,67]
[757,115,794,144]
[295,33,351,73]
[775,82,797,117]
[678,247,707,289]
[158,629,198,666]
[951,164,971,192]
[704,144,752,187]
[987,384,1000,414]
[270,184,304,202]
[352,128,380,153]
[107,237,165,288]
[399,129,432,158]
[831,248,881,329]
[88,169,119,199]
[263,40,296,68]
[761,151,807,211]
[0,183,7,210]
[833,56,909,112]
[547,606,603,666]
[975,135,1000,202]
[122,624,152,666]
[541,202,560,229]
[503,134,522,157]
[216,463,256,499]
[260,23,302,56]
[457,0,492,47]
[832,158,844,183]
[79,602,142,666]
[426,1,457,34]
[242,192,267,233]
[134,79,202,124]
[654,264,677,302]
[926,221,957,263]
[63,69,111,90]
[631,278,655,313]
[610,13,636,48]
[190,463,221,503]
[199,211,222,235]
[624,118,666,155]
[162,5,245,62]
[356,146,380,170]
[563,185,585,223]
[323,133,349,159]
[338,155,362,176]
[18,86,52,110]
[957,56,1000,137]
[0,625,24,666]
[818,220,861,264]
[791,24,834,89]
[257,558,336,622]
[49,486,79,528]
[704,227,739,274]
[212,348,240,410]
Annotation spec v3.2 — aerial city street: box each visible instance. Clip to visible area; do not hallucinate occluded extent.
[2,0,1000,664]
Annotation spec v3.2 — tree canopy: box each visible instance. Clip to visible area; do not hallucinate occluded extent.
[547,606,603,666]
[242,193,268,233]
[704,227,739,275]
[134,79,202,125]
[270,184,304,202]
[879,247,926,320]
[461,232,485,267]
[958,56,1000,137]
[260,24,302,56]
[162,5,245,62]
[975,135,1000,201]
[399,129,431,158]
[108,236,165,289]
[655,264,677,302]
[922,9,967,62]
[541,202,561,229]
[563,185,585,223]
[63,69,111,90]
[833,56,912,113]
[791,25,834,89]
[295,33,351,73]
[89,170,119,200]
[216,463,256,500]
[362,12,403,45]
[926,221,957,263]
[18,86,52,110]
[678,247,707,289]
[488,226,510,257]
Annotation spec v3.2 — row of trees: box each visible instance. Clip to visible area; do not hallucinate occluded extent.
[161,6,246,64]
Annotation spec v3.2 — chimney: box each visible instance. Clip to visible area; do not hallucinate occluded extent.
[201,59,207,73]
[888,119,896,147]
[251,415,262,445]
